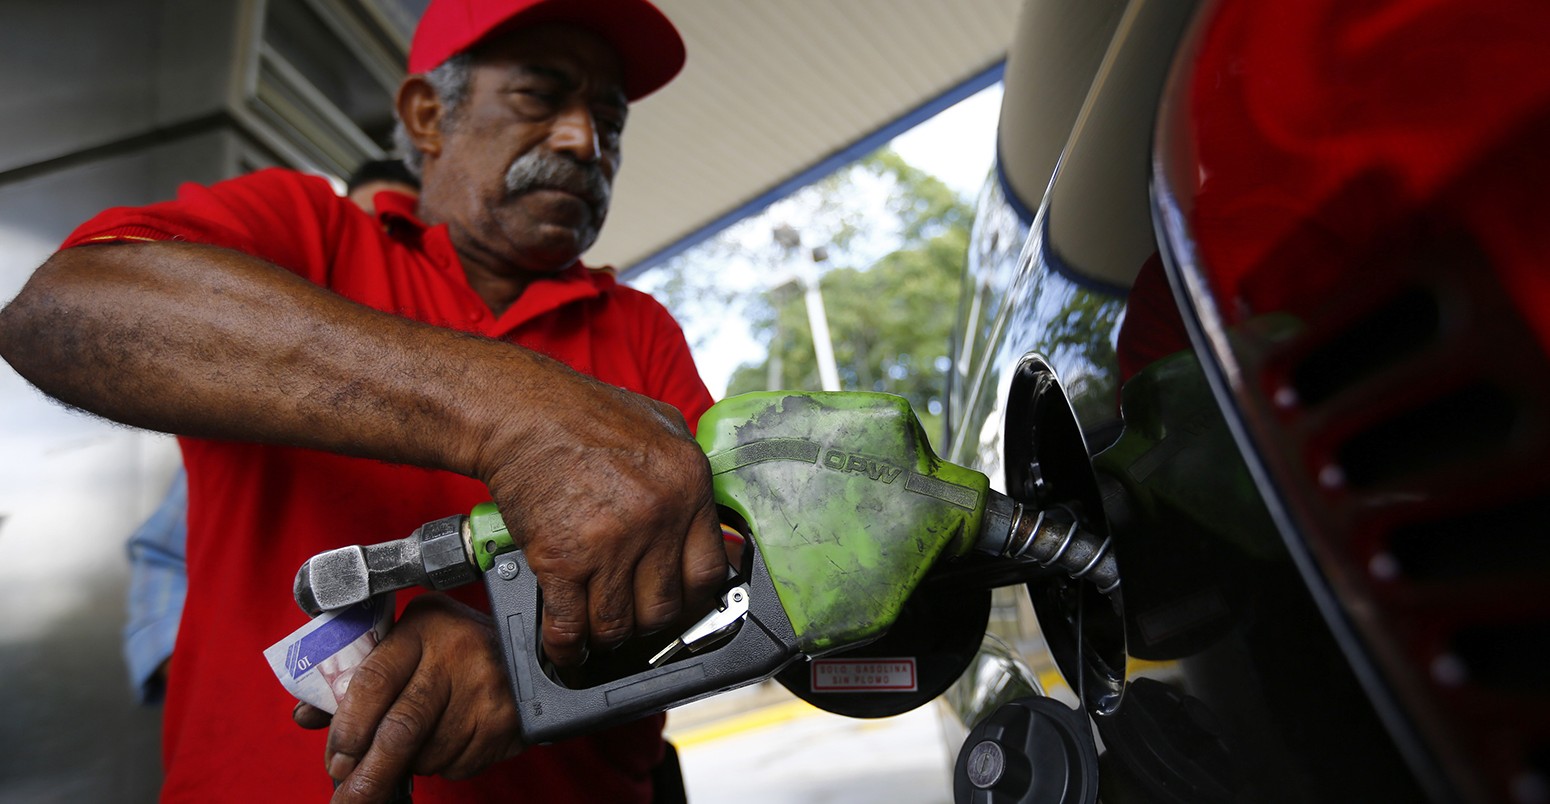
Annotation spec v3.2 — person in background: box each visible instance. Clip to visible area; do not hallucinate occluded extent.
[121,160,425,706]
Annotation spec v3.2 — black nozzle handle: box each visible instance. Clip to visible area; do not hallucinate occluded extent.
[483,549,800,745]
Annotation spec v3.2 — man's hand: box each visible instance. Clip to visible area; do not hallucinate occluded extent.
[294,594,522,802]
[471,377,726,667]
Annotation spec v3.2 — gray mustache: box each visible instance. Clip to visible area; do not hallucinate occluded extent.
[503,150,610,209]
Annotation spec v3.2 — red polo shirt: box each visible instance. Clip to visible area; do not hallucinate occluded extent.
[62,168,714,803]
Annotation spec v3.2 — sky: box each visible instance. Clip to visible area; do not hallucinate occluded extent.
[891,84,1004,200]
[635,83,1005,397]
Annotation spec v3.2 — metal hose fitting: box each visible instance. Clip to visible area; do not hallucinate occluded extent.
[977,491,1120,595]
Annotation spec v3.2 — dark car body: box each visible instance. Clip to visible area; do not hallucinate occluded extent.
[938,1,1550,801]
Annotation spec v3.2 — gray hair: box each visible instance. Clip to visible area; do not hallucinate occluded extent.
[393,53,475,178]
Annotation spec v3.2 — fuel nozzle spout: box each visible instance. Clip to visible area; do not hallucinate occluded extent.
[975,490,1120,595]
[293,514,479,615]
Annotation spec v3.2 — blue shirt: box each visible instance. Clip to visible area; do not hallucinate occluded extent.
[123,468,188,705]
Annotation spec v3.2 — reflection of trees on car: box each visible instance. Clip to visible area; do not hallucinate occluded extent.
[1040,290,1123,426]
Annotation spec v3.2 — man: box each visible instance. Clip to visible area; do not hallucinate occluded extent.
[0,1,724,802]
[122,161,424,707]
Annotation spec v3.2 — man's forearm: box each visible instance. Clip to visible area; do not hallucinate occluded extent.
[0,241,551,480]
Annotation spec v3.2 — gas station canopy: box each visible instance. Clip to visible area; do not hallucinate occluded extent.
[589,0,1020,271]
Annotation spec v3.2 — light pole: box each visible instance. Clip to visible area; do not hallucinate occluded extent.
[771,224,841,392]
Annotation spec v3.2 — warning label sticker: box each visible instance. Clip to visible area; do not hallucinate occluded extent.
[810,658,918,693]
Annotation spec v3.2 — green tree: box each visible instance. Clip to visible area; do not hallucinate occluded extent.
[720,150,974,441]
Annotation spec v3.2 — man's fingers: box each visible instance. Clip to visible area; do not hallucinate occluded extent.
[633,537,684,634]
[539,577,589,666]
[331,694,446,799]
[330,746,416,804]
[297,595,520,799]
[587,563,638,650]
[683,505,731,602]
[409,721,474,778]
[331,758,408,804]
[425,709,524,781]
[332,674,449,803]
[324,633,420,782]
[293,701,333,730]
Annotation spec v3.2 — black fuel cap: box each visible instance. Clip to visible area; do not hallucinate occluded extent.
[953,695,1099,804]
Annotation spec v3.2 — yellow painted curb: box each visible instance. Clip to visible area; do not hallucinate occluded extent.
[1035,657,1178,694]
[669,699,821,749]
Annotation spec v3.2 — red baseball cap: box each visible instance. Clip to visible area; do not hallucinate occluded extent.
[407,0,686,101]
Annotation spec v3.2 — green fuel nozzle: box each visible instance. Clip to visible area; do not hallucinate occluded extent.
[291,391,1119,744]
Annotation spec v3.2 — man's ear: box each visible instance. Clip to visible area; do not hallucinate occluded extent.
[396,75,445,163]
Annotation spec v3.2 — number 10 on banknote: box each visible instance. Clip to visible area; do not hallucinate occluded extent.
[264,593,394,714]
